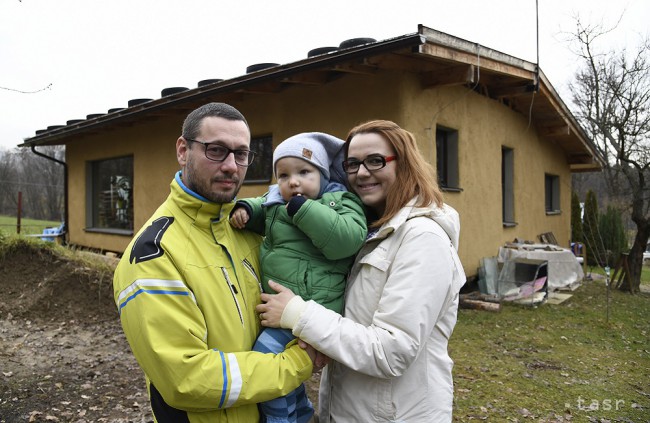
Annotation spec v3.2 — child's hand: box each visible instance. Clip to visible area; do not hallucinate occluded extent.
[230,207,250,229]
[285,193,301,209]
[285,194,307,216]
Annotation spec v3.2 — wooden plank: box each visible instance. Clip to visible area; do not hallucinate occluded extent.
[235,81,284,94]
[538,124,571,137]
[459,298,501,312]
[281,71,331,85]
[364,52,438,72]
[331,62,377,75]
[490,83,536,99]
[420,65,475,88]
[418,43,535,80]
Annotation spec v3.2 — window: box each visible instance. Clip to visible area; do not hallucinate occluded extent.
[545,174,560,213]
[502,147,515,226]
[245,135,273,183]
[86,156,133,233]
[436,126,459,189]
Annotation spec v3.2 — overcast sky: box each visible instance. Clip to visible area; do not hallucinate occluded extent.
[1,0,647,151]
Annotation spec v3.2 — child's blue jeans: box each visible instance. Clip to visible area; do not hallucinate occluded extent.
[253,327,314,423]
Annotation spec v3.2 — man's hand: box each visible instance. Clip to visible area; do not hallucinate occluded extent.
[229,207,249,229]
[256,281,296,328]
[298,339,330,373]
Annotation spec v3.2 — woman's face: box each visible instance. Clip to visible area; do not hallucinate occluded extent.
[346,132,397,216]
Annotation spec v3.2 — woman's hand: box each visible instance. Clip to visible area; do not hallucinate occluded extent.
[255,280,296,328]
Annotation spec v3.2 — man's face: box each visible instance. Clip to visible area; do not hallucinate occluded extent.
[176,116,250,203]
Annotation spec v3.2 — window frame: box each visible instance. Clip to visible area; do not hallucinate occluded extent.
[244,135,273,184]
[436,126,460,191]
[502,147,516,226]
[545,173,561,214]
[85,155,134,235]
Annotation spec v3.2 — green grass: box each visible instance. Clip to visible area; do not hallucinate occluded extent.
[0,215,61,235]
[0,235,115,276]
[451,281,650,421]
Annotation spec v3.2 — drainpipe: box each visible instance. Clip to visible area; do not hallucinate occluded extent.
[30,145,68,243]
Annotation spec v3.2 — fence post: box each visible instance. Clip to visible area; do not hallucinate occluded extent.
[17,191,22,234]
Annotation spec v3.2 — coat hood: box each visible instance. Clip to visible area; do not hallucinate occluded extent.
[375,199,461,251]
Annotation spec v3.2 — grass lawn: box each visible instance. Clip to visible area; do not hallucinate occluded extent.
[2,223,647,420]
[0,215,61,235]
[451,279,649,421]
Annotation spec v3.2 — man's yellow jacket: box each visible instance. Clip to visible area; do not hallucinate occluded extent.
[113,173,312,423]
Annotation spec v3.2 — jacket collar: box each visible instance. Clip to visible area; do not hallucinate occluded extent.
[171,171,233,227]
[371,197,461,250]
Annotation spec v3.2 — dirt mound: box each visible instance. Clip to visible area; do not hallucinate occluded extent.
[0,241,152,422]
[0,242,116,322]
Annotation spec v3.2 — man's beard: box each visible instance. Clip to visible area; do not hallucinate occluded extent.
[184,156,242,203]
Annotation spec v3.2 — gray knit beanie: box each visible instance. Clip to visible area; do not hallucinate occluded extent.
[272,132,347,185]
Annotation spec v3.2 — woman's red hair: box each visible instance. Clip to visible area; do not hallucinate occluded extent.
[345,120,444,228]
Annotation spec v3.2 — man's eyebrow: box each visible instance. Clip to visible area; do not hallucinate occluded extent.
[201,139,249,149]
[199,138,224,144]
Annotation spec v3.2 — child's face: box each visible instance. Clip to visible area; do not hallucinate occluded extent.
[276,157,321,202]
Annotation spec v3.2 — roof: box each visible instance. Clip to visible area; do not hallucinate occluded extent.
[21,24,603,172]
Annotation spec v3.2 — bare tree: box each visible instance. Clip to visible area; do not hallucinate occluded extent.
[0,149,19,215]
[568,18,650,293]
[0,146,64,222]
[31,146,65,220]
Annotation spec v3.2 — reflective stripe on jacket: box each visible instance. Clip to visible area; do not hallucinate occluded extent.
[113,173,312,423]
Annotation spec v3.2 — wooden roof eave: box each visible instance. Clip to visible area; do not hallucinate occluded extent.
[416,25,603,172]
[536,72,604,171]
[417,25,537,80]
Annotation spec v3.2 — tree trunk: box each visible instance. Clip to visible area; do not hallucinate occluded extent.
[459,298,501,312]
[619,221,650,294]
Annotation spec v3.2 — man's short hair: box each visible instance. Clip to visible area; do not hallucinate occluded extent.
[182,103,249,140]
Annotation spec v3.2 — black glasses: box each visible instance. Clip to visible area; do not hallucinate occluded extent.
[185,138,256,167]
[342,154,397,174]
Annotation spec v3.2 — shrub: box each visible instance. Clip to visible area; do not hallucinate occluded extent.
[599,205,628,267]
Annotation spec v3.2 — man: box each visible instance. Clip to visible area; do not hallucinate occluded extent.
[113,103,314,422]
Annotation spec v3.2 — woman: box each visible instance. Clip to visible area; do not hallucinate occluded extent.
[257,120,466,422]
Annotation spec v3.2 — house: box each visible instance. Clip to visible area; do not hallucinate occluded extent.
[20,25,602,278]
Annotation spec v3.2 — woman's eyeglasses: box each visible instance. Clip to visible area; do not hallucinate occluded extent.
[185,138,256,167]
[342,155,397,174]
